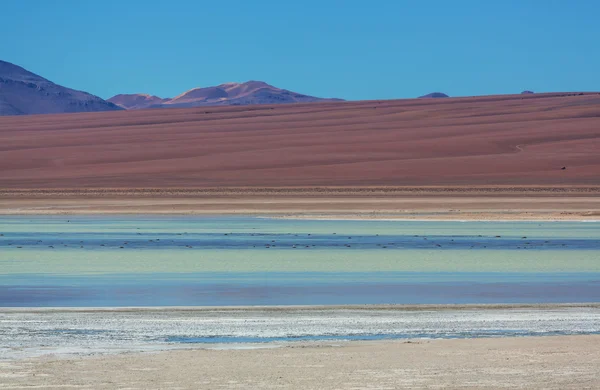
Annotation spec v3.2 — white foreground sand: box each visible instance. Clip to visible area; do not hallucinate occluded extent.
[2,335,599,389]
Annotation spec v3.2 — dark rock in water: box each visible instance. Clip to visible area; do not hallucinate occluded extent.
[521,90,534,94]
[418,92,449,98]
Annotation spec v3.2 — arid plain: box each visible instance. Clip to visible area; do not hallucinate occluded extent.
[3,335,599,389]
[2,93,600,388]
[1,92,599,218]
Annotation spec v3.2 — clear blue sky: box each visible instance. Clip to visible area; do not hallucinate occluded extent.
[2,0,598,100]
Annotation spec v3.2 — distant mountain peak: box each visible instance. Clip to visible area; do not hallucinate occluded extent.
[109,80,342,110]
[241,80,270,87]
[107,93,167,110]
[0,59,122,116]
[418,92,449,98]
[521,90,534,94]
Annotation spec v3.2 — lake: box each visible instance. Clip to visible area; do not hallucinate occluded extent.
[1,215,599,357]
[1,216,599,307]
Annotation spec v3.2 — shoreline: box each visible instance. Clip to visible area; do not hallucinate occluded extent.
[2,303,598,362]
[267,214,600,222]
[2,210,599,221]
[2,302,600,313]
[2,186,600,220]
[3,212,599,221]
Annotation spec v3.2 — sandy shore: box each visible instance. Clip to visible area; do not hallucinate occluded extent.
[2,335,599,389]
[1,187,600,220]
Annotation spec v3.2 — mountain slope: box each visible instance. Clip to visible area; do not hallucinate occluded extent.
[419,92,449,98]
[109,81,343,109]
[108,94,169,109]
[0,60,123,116]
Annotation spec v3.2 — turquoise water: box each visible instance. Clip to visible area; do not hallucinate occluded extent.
[1,216,599,307]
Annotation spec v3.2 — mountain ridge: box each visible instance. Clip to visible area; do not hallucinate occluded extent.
[0,60,122,116]
[108,81,343,110]
[419,92,449,98]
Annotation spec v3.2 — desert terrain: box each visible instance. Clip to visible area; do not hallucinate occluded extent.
[1,92,599,217]
[1,187,599,219]
[2,335,599,389]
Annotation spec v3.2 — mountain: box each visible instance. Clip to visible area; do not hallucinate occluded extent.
[521,90,534,94]
[108,81,343,110]
[0,60,122,116]
[108,94,169,110]
[418,92,449,98]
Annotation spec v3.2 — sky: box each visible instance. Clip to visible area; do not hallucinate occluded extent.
[1,0,599,100]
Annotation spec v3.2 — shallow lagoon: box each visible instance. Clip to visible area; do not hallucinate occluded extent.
[1,216,599,307]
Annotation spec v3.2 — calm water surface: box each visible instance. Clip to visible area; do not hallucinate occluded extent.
[1,216,599,307]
